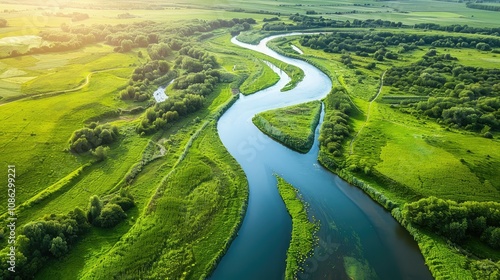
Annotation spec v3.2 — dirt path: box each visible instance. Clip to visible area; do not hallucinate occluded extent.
[349,70,386,154]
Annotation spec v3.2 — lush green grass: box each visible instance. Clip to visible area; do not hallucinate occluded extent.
[252,101,322,153]
[238,58,279,95]
[31,83,243,279]
[0,71,134,213]
[79,119,247,279]
[0,44,140,100]
[275,175,316,280]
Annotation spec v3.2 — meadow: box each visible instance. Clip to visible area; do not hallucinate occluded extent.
[252,101,322,153]
[0,4,274,278]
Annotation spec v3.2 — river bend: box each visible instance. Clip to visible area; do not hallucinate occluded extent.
[211,35,432,280]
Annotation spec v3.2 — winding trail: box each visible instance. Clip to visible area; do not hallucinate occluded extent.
[349,70,386,155]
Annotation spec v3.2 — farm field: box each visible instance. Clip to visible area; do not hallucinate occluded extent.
[0,0,500,279]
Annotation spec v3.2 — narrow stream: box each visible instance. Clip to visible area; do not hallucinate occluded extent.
[211,35,433,280]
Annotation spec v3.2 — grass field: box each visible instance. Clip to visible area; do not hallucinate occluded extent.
[79,119,247,279]
[252,101,322,153]
[0,6,260,278]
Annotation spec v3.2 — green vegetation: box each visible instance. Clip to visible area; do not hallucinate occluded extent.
[81,121,247,279]
[252,101,322,153]
[239,60,279,95]
[265,28,500,279]
[0,5,269,278]
[204,34,304,94]
[403,197,500,249]
[69,122,119,153]
[275,176,316,280]
[2,0,500,278]
[0,191,134,279]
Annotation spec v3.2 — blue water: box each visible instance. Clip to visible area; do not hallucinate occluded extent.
[211,35,433,280]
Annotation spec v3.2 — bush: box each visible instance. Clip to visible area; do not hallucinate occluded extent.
[97,203,127,228]
[69,123,119,153]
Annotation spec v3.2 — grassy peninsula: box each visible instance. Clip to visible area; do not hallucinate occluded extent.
[253,101,322,153]
[275,175,317,280]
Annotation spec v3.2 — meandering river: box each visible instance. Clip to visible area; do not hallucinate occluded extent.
[211,35,433,280]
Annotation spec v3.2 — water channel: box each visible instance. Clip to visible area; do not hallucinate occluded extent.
[211,34,433,280]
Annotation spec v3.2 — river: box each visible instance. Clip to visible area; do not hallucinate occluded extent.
[211,34,433,280]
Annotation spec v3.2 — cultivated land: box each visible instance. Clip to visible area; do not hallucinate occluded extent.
[0,0,499,279]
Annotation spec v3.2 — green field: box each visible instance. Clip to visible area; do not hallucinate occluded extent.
[253,101,322,153]
[1,0,500,279]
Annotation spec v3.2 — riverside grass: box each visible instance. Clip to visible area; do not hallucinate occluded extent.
[252,101,322,153]
[265,32,500,279]
[275,175,316,280]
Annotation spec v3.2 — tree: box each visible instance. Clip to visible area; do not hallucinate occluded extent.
[476,42,492,51]
[0,18,7,28]
[366,62,376,70]
[87,195,103,224]
[121,39,133,52]
[49,237,68,258]
[134,35,148,47]
[91,146,109,162]
[158,60,170,73]
[97,203,127,228]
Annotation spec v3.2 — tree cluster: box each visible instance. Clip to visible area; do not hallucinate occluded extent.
[68,122,119,153]
[14,18,255,57]
[0,191,134,279]
[385,55,500,132]
[319,87,353,157]
[137,94,205,134]
[403,196,500,249]
[466,2,500,12]
[0,208,90,278]
[87,191,134,228]
[119,60,172,102]
[299,31,500,55]
[262,14,500,36]
[42,12,89,22]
